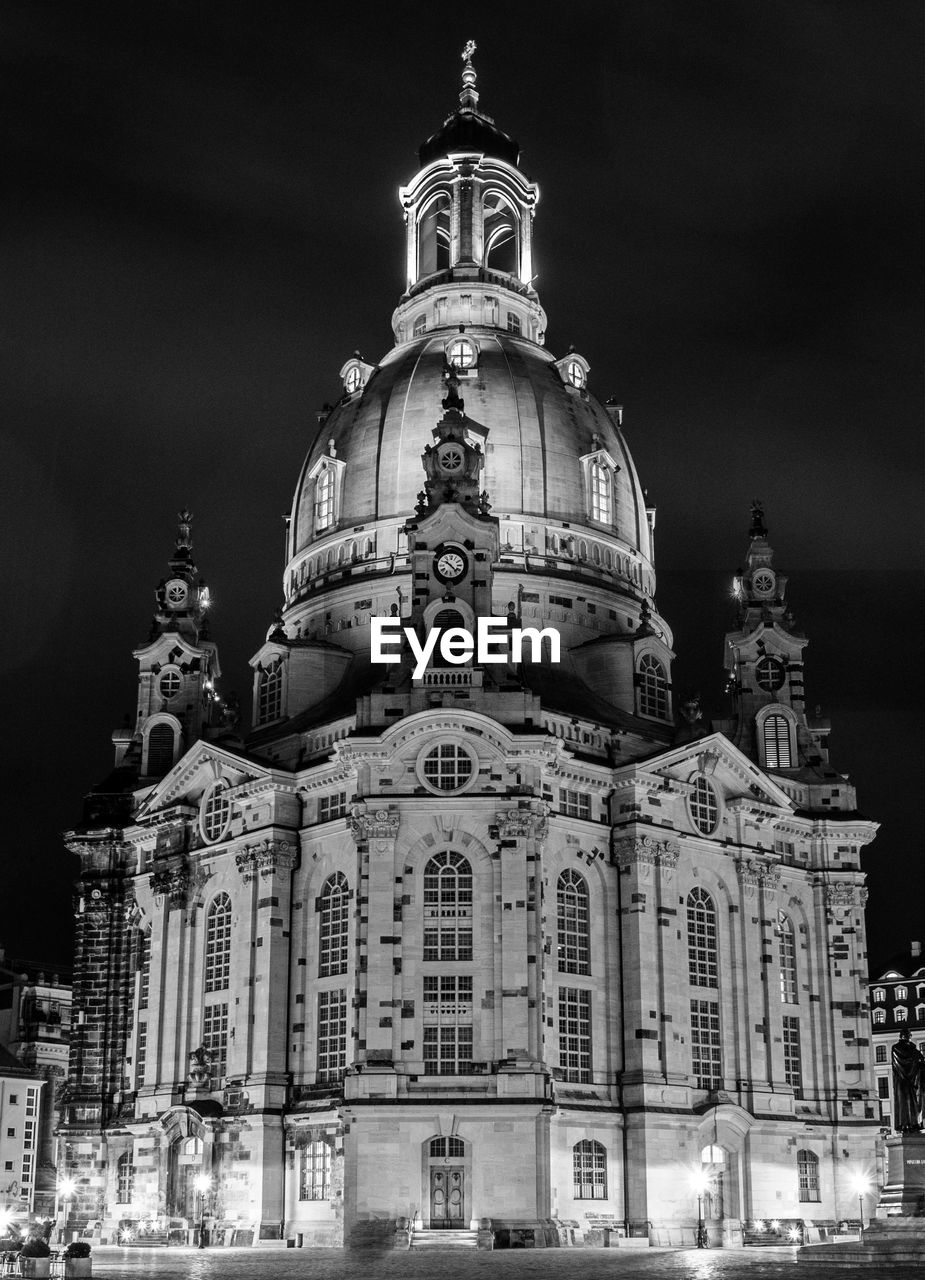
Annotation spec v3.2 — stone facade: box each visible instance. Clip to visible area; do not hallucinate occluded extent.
[60,51,880,1249]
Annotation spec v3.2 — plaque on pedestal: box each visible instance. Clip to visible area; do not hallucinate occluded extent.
[878,1131,925,1218]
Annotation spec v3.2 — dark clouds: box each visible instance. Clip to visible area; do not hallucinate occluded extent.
[2,1,922,967]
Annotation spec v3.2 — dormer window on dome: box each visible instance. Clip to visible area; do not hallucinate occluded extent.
[445,335,478,371]
[340,355,375,397]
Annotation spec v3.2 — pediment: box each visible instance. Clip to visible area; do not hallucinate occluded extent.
[134,741,276,822]
[643,732,793,811]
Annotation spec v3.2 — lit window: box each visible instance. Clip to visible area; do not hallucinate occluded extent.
[423,976,473,1075]
[873,988,885,1003]
[638,654,668,719]
[557,870,590,975]
[202,1002,228,1088]
[873,1009,886,1024]
[896,986,908,1001]
[423,852,472,962]
[690,998,722,1089]
[205,894,232,992]
[446,337,477,369]
[783,1015,802,1096]
[690,777,719,835]
[687,888,718,988]
[797,1150,820,1202]
[299,1139,331,1201]
[559,987,591,1083]
[319,873,349,978]
[158,670,181,700]
[573,1140,607,1199]
[506,312,521,335]
[756,656,786,692]
[344,365,362,394]
[317,989,347,1083]
[116,1152,134,1204]
[421,743,473,793]
[763,713,793,768]
[146,723,175,776]
[315,466,335,531]
[590,460,612,523]
[560,789,591,820]
[779,913,797,1004]
[257,664,282,724]
[896,1007,908,1022]
[566,360,586,389]
[200,783,231,844]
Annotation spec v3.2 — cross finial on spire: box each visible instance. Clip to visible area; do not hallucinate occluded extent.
[749,499,767,539]
[176,509,193,553]
[459,39,479,110]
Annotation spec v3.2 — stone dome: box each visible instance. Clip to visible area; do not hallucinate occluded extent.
[288,329,653,585]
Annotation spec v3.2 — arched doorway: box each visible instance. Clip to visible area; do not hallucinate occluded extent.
[424,1136,470,1229]
[167,1134,203,1220]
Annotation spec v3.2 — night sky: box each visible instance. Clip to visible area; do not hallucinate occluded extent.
[2,3,923,972]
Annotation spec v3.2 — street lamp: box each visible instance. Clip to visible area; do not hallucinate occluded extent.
[852,1175,869,1242]
[58,1177,76,1244]
[690,1170,710,1248]
[194,1174,211,1249]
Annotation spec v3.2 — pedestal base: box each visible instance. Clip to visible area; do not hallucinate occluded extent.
[879,1130,925,1216]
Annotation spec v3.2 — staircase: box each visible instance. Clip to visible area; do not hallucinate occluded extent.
[410,1227,479,1250]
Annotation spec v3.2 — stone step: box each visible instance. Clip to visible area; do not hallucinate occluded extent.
[411,1228,479,1249]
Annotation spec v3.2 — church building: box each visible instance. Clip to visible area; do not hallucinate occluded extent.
[61,49,880,1249]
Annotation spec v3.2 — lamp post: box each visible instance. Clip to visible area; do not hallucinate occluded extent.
[852,1175,869,1242]
[690,1170,709,1248]
[57,1177,76,1245]
[194,1174,211,1249]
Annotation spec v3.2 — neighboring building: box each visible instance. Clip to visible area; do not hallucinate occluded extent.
[869,942,925,1128]
[0,952,72,1219]
[60,52,880,1249]
[0,1044,45,1222]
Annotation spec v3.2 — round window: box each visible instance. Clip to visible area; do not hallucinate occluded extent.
[566,360,586,388]
[200,783,232,844]
[756,656,786,692]
[419,742,475,794]
[159,670,181,700]
[344,365,362,393]
[690,776,719,835]
[446,337,477,369]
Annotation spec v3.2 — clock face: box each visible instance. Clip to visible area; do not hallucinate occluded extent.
[433,546,468,584]
[566,360,586,388]
[165,579,188,607]
[752,569,776,597]
[437,443,465,474]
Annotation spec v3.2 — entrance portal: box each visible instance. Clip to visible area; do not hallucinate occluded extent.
[425,1135,469,1229]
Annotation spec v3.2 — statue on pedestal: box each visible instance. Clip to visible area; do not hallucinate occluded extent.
[892,1029,925,1132]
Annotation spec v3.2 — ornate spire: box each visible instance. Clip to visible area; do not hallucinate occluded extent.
[749,499,767,540]
[459,39,479,111]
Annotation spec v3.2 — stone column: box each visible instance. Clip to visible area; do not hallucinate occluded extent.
[348,806,401,1074]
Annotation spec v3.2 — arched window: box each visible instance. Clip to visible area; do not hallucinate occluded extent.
[797,1150,820,1202]
[257,664,282,724]
[763,713,793,768]
[590,460,612,523]
[299,1139,331,1201]
[205,894,231,992]
[146,723,175,776]
[779,913,797,1004]
[873,988,885,1003]
[315,465,335,532]
[690,776,719,835]
[200,783,231,844]
[116,1151,134,1204]
[418,192,451,277]
[896,986,908,1000]
[319,873,349,978]
[896,1006,908,1022]
[873,1008,886,1024]
[423,852,472,962]
[413,314,427,337]
[638,654,668,719]
[557,870,590,975]
[482,192,519,276]
[573,1140,607,1199]
[430,1136,465,1158]
[687,888,718,988]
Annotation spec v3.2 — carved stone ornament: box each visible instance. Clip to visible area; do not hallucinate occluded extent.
[236,839,296,883]
[188,1044,213,1087]
[83,886,116,919]
[349,806,400,843]
[612,835,680,869]
[824,882,868,910]
[150,866,190,909]
[491,805,549,841]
